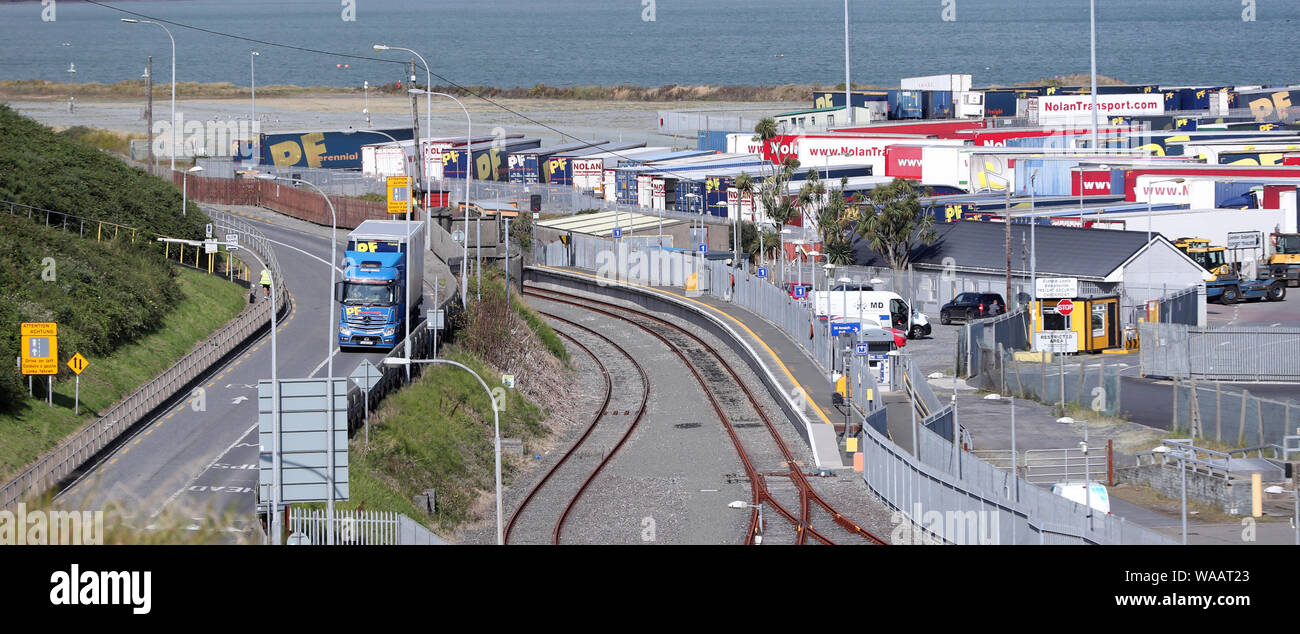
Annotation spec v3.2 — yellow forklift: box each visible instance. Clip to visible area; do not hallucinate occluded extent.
[1173,237,1285,303]
[1261,232,1300,287]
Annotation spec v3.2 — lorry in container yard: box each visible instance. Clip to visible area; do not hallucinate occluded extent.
[1173,237,1284,304]
[336,220,426,350]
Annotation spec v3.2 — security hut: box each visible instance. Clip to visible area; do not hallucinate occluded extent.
[1030,290,1123,354]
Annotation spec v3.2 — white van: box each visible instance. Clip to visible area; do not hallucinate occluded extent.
[814,290,932,339]
[1050,483,1111,515]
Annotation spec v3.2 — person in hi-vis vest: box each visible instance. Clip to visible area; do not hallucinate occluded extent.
[260,268,272,299]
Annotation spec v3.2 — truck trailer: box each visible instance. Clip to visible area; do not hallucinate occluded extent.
[336,220,426,349]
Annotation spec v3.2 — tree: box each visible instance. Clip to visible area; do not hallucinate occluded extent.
[856,178,937,270]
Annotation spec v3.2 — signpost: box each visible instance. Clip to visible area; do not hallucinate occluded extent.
[205,223,213,239]
[794,285,807,300]
[387,176,411,215]
[1226,231,1263,250]
[66,353,88,415]
[350,360,381,444]
[612,227,622,239]
[1035,330,1079,353]
[1035,277,1079,299]
[258,377,349,524]
[20,322,57,407]
[502,374,515,389]
[831,322,862,336]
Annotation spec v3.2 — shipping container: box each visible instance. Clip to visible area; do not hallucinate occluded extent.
[981,91,1022,118]
[1233,88,1300,123]
[259,128,413,169]
[546,144,661,189]
[812,89,890,110]
[505,141,607,185]
[901,74,972,92]
[1123,166,1300,201]
[361,141,410,178]
[887,90,924,119]
[832,119,986,139]
[440,138,542,182]
[698,130,741,153]
[922,91,954,119]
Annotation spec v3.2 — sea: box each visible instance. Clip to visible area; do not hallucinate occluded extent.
[0,0,1297,90]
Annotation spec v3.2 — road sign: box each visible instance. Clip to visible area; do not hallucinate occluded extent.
[794,286,807,299]
[502,374,515,389]
[204,240,218,254]
[20,322,58,375]
[698,243,707,253]
[258,377,349,505]
[612,227,623,239]
[854,341,870,357]
[426,309,445,330]
[349,359,381,391]
[757,266,768,279]
[1055,299,1075,316]
[1227,231,1263,250]
[226,233,239,250]
[66,353,88,375]
[831,322,862,336]
[1035,331,1079,353]
[387,176,411,215]
[1036,277,1079,299]
[205,223,213,238]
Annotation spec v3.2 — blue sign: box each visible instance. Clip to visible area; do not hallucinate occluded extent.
[698,243,707,253]
[831,322,862,336]
[613,227,623,239]
[757,267,768,279]
[854,342,869,357]
[793,286,807,299]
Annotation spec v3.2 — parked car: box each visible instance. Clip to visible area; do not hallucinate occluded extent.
[782,282,813,299]
[939,292,1007,325]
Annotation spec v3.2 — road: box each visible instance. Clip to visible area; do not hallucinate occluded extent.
[56,208,391,532]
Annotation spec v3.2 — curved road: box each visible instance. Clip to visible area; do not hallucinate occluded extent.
[57,206,394,533]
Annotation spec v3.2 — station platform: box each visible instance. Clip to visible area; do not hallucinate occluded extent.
[528,265,852,470]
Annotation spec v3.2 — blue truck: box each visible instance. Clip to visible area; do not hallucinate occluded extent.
[335,220,426,350]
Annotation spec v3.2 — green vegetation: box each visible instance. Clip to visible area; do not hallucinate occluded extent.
[0,104,209,236]
[855,178,937,270]
[57,126,144,155]
[353,192,386,203]
[0,266,246,482]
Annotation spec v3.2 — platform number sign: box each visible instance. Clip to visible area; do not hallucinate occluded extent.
[699,243,707,253]
[757,267,768,279]
[794,286,807,299]
[855,342,869,357]
[613,227,622,239]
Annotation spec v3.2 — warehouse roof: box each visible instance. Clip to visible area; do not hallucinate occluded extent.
[537,211,681,238]
[848,221,1167,280]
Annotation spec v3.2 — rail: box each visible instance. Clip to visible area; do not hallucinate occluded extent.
[0,212,289,510]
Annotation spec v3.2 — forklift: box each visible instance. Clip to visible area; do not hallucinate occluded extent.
[1260,232,1300,287]
[1173,237,1285,304]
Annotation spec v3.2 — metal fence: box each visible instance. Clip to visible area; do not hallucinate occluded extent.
[1169,379,1300,447]
[1140,322,1300,382]
[534,234,1173,543]
[957,308,1030,379]
[287,506,448,545]
[0,211,288,511]
[973,342,1124,417]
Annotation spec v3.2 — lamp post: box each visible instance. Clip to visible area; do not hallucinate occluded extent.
[249,51,259,167]
[255,173,340,542]
[1058,416,1094,534]
[122,19,175,173]
[1088,0,1099,151]
[181,165,202,216]
[727,500,765,545]
[161,238,278,541]
[1028,169,1039,315]
[404,88,472,306]
[1264,485,1300,545]
[843,0,852,125]
[386,357,503,545]
[372,45,431,194]
[988,394,1019,502]
[986,172,1014,308]
[1145,177,1186,303]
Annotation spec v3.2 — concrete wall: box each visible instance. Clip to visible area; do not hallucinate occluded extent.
[1114,462,1241,512]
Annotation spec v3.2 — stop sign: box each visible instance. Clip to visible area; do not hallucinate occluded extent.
[1056,299,1075,316]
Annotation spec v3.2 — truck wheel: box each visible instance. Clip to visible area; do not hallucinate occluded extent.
[1221,286,1239,304]
[1268,283,1287,302]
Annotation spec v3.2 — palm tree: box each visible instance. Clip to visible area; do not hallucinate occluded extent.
[856,178,937,271]
[735,171,758,262]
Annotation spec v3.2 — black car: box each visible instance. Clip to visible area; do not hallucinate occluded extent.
[940,292,1007,324]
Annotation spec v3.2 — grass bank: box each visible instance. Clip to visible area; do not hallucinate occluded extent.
[0,267,247,483]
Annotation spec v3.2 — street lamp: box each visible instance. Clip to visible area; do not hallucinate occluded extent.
[249,51,259,168]
[987,393,1019,502]
[256,173,340,541]
[1145,177,1186,304]
[372,44,431,194]
[985,172,1014,308]
[385,357,503,545]
[122,18,175,173]
[406,88,472,306]
[161,237,279,541]
[181,165,202,216]
[1264,485,1300,545]
[1028,169,1039,315]
[727,500,765,545]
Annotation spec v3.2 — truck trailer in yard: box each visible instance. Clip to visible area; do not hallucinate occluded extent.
[336,220,426,350]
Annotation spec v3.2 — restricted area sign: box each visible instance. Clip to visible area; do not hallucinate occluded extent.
[67,353,89,375]
[387,176,411,215]
[1055,299,1075,316]
[20,322,58,375]
[1035,331,1079,353]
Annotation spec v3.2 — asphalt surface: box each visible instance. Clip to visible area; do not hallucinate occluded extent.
[56,206,391,532]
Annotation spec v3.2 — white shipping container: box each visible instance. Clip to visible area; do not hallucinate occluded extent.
[901,74,972,92]
[604,169,617,202]
[361,142,411,178]
[955,91,985,119]
[637,174,653,208]
[727,132,766,155]
[1037,93,1165,125]
[651,178,667,210]
[572,158,606,191]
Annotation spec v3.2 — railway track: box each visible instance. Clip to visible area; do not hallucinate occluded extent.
[503,311,650,545]
[524,284,887,545]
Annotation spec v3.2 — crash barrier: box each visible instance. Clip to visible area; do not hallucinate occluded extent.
[849,353,1172,545]
[534,234,1172,543]
[0,211,288,510]
[974,342,1124,417]
[4,199,253,284]
[1168,379,1300,448]
[1140,322,1300,382]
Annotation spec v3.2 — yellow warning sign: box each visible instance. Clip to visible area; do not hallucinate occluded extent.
[20,322,58,375]
[387,176,411,215]
[67,353,89,375]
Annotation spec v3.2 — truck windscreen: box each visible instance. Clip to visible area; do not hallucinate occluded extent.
[343,282,394,304]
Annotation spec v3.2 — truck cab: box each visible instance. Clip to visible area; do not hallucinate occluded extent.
[336,221,425,350]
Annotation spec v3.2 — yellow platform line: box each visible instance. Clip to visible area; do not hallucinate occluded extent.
[538,266,834,426]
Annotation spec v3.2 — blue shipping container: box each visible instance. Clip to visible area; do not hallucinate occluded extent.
[697,130,738,153]
[259,128,413,169]
[888,90,923,119]
[923,91,953,119]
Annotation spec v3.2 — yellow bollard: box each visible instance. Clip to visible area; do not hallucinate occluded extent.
[208,252,213,274]
[179,244,184,264]
[165,241,170,260]
[1252,472,1263,517]
[97,222,102,241]
[194,245,200,268]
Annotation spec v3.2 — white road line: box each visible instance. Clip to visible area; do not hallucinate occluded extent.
[152,422,259,519]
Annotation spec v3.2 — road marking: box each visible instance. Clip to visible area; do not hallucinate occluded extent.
[154,422,259,518]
